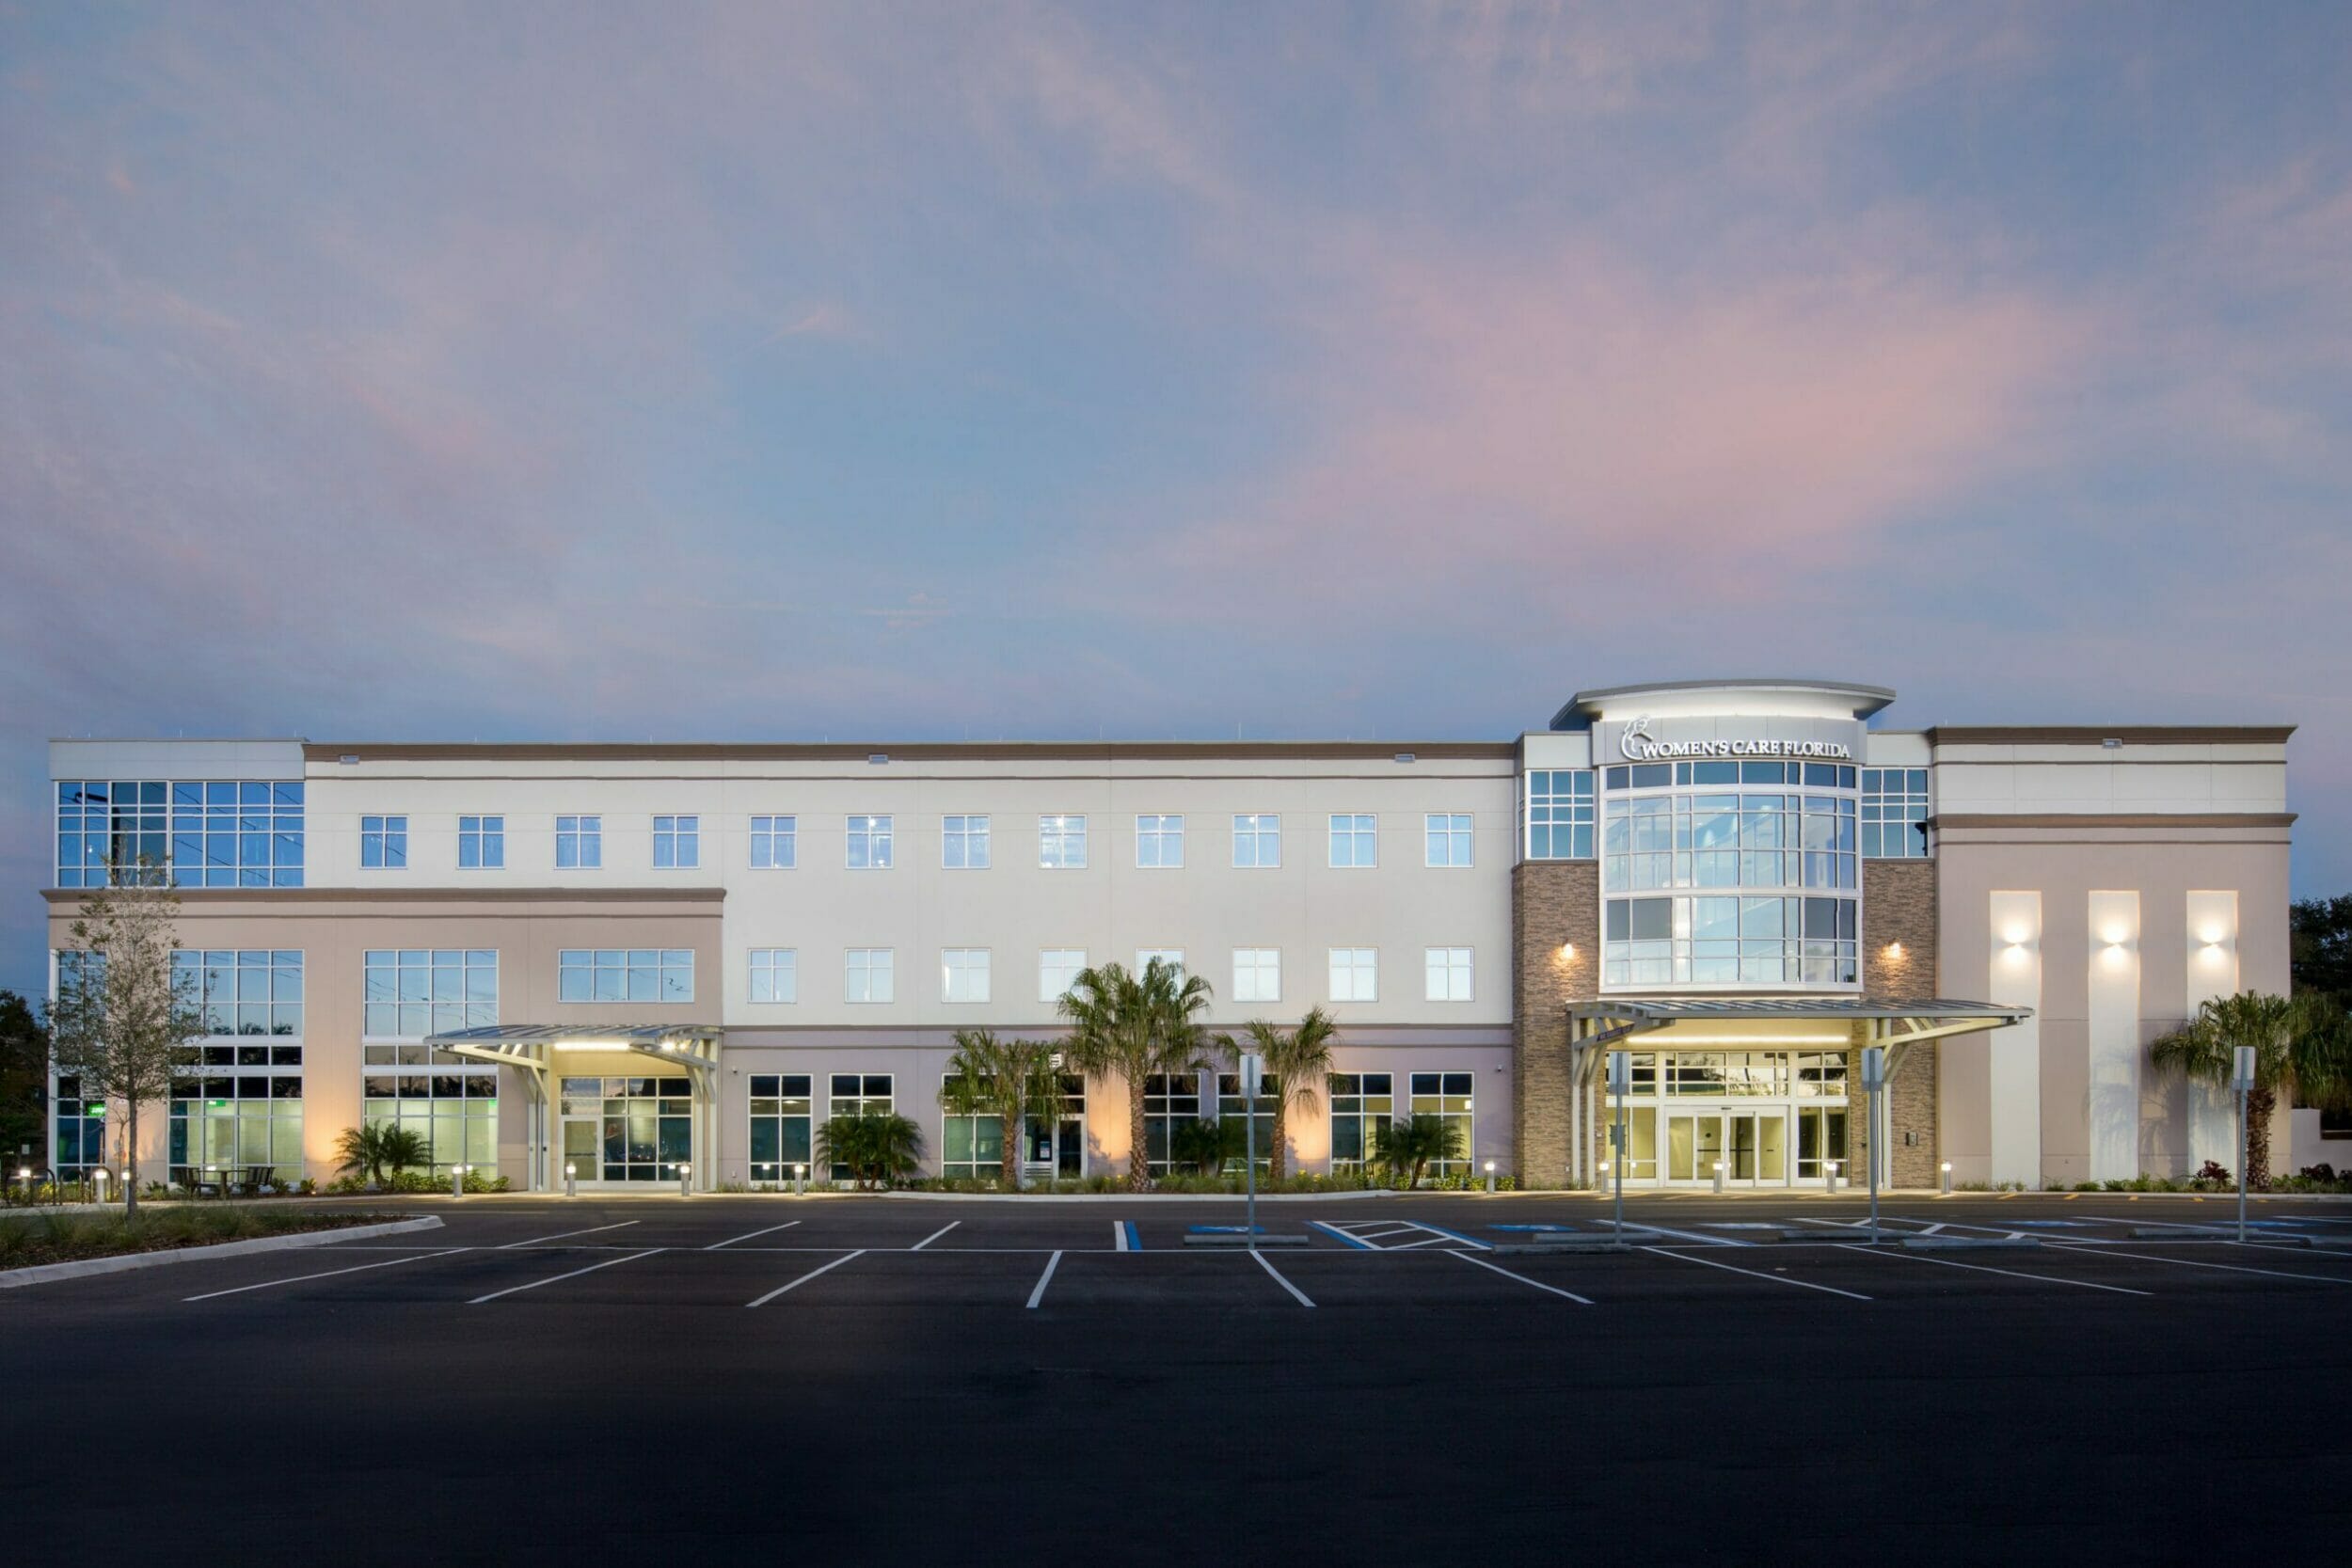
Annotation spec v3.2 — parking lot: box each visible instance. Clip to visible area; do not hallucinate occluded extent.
[8,1193,2350,1560]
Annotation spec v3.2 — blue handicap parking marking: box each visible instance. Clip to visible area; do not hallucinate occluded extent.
[1188,1225,1266,1234]
[1705,1222,1788,1230]
[2002,1219,2090,1228]
[1492,1223,1580,1232]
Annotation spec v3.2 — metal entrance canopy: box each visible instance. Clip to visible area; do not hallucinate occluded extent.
[1564,997,2033,1189]
[422,1024,724,1192]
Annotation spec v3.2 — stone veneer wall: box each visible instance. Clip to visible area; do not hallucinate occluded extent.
[1864,858,1942,1189]
[1512,860,1599,1188]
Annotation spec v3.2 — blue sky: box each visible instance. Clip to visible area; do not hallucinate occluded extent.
[5,3,2349,999]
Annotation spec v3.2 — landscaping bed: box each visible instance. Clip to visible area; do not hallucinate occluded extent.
[0,1207,416,1269]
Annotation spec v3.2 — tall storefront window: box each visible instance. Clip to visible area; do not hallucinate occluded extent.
[1327,1072,1392,1170]
[1143,1071,1200,1175]
[749,1074,813,1184]
[1600,760,1859,988]
[361,950,499,1171]
[53,1076,106,1179]
[1408,1071,1473,1177]
[168,953,305,1184]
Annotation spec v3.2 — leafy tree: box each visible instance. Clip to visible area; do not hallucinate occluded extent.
[2152,990,2351,1188]
[2291,895,2352,1002]
[1168,1116,1240,1177]
[1375,1114,1463,1191]
[0,990,46,1168]
[1215,1007,1338,1183]
[815,1112,924,1190]
[1059,958,1213,1192]
[938,1031,1066,1192]
[46,859,204,1216]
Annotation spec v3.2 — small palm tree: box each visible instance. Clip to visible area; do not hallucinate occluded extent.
[816,1112,925,1190]
[334,1123,392,1184]
[1168,1117,1236,1177]
[379,1124,429,1179]
[1216,1007,1338,1184]
[939,1030,1065,1191]
[1061,958,1214,1192]
[2153,990,2350,1189]
[1375,1114,1463,1191]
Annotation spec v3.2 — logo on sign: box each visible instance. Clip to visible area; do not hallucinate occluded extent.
[1617,717,1852,763]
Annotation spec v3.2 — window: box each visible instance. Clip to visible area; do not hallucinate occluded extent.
[555,815,602,869]
[1424,813,1472,867]
[363,949,496,1037]
[1328,814,1376,867]
[1232,814,1280,868]
[1144,1071,1200,1175]
[941,949,991,1004]
[1216,1072,1279,1175]
[939,1071,1084,1181]
[653,815,699,868]
[1328,947,1377,1002]
[940,1073,1008,1181]
[1328,1072,1393,1170]
[748,1074,814,1185]
[52,1074,105,1179]
[177,950,304,1037]
[1040,815,1088,869]
[750,815,797,868]
[1039,949,1087,1003]
[1796,1106,1850,1180]
[1861,768,1931,859]
[1409,1070,1473,1176]
[56,779,304,889]
[1424,947,1473,1002]
[364,1055,496,1172]
[560,1075,691,1183]
[360,816,408,869]
[845,948,895,1004]
[171,1063,303,1186]
[828,1073,894,1180]
[457,815,503,869]
[847,815,893,869]
[1603,894,1859,989]
[1136,948,1184,980]
[557,948,694,1003]
[1522,770,1596,861]
[943,815,991,869]
[1136,815,1184,868]
[749,948,798,1004]
[1232,948,1281,1004]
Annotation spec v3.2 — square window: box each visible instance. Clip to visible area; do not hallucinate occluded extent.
[1136,814,1184,868]
[750,815,798,868]
[1041,815,1088,869]
[653,815,700,869]
[1423,813,1472,867]
[360,815,407,870]
[1232,948,1281,1004]
[556,816,602,869]
[1424,947,1473,1002]
[1328,814,1376,868]
[1136,948,1184,981]
[845,948,896,1004]
[457,815,504,869]
[941,948,991,1004]
[1039,949,1087,1003]
[749,948,798,1005]
[847,816,893,869]
[1232,814,1281,868]
[1328,947,1377,1002]
[943,816,991,869]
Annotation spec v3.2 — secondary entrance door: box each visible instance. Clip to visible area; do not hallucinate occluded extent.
[1665,1108,1788,1185]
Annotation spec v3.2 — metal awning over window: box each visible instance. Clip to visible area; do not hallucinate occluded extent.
[423,1023,723,1079]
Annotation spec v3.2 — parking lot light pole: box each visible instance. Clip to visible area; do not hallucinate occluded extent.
[2233,1045,2256,1243]
[1607,1051,1630,1243]
[1862,1046,1886,1241]
[1241,1052,1262,1252]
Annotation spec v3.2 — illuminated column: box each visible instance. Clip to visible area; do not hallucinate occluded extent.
[2185,891,2240,1171]
[1987,892,2043,1187]
[2086,891,2141,1181]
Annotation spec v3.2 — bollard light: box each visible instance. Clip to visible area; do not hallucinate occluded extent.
[564,1161,578,1199]
[677,1161,692,1197]
[1825,1158,1841,1194]
[1484,1159,1498,1195]
[1940,1160,1953,1196]
[794,1162,808,1197]
[452,1164,468,1199]
[1712,1158,1726,1196]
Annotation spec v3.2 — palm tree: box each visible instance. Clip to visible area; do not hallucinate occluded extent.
[1375,1114,1462,1191]
[1060,958,1214,1192]
[334,1123,392,1184]
[2152,990,2350,1189]
[816,1112,925,1190]
[938,1030,1065,1191]
[380,1124,429,1179]
[1216,1007,1338,1184]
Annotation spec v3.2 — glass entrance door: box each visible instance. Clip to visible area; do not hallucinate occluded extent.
[1665,1112,1724,1182]
[1725,1110,1787,1184]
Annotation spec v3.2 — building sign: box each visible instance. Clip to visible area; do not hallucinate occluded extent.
[1617,718,1852,763]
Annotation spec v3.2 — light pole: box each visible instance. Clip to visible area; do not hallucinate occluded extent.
[1861,1046,1886,1242]
[1241,1051,1263,1252]
[1607,1050,1629,1244]
[2233,1044,2256,1244]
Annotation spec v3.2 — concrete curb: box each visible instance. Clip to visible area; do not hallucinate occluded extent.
[877,1188,1403,1203]
[0,1215,444,1291]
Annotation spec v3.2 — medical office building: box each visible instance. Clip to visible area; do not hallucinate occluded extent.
[45,679,2336,1193]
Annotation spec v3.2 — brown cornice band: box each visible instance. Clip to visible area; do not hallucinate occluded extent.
[1923,726,2294,747]
[42,886,728,906]
[302,739,1518,765]
[1931,813,2296,830]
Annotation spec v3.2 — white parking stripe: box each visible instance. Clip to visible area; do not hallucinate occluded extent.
[468,1248,662,1304]
[1250,1249,1315,1307]
[910,1222,959,1251]
[745,1250,866,1307]
[498,1220,639,1250]
[1642,1246,1870,1300]
[2047,1243,2352,1285]
[1113,1221,1131,1252]
[1025,1251,1063,1309]
[183,1250,467,1302]
[1835,1243,2153,1296]
[1453,1252,1594,1305]
[1614,1221,1752,1247]
[704,1221,801,1251]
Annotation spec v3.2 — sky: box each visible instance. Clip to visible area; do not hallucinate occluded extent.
[4,2,2350,999]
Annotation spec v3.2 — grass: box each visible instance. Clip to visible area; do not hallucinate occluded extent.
[0,1206,412,1269]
